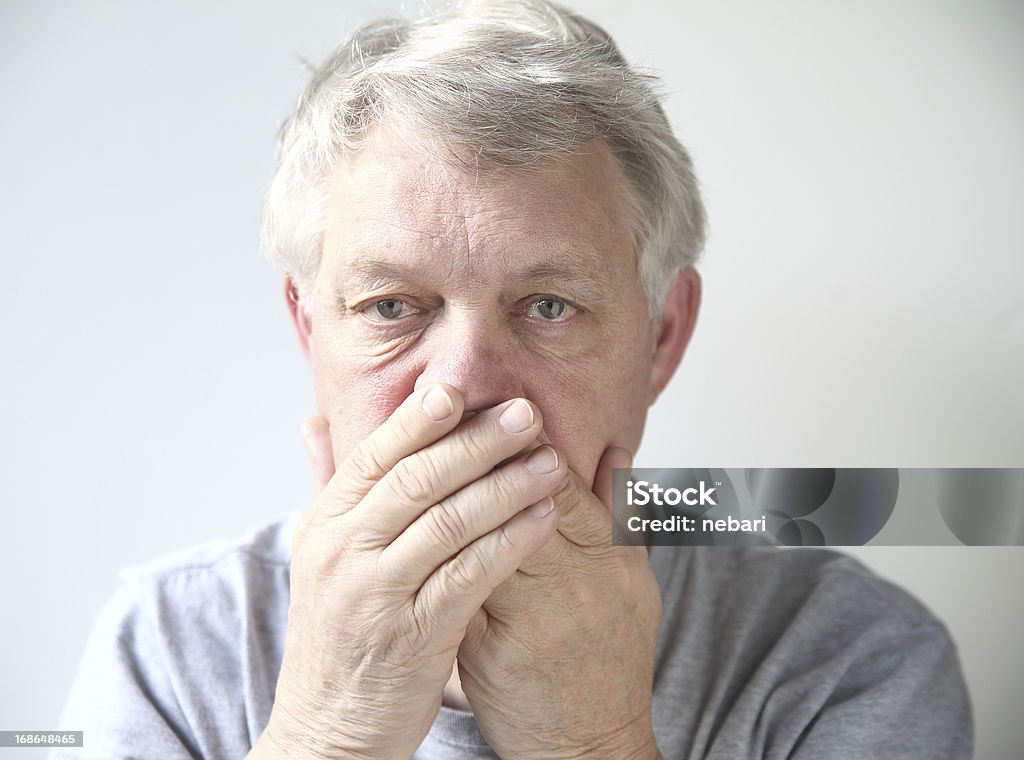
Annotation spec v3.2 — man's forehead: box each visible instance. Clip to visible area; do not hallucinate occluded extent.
[332,219,613,282]
[322,132,636,286]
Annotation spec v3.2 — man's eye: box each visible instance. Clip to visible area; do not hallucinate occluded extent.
[527,298,574,322]
[366,298,414,320]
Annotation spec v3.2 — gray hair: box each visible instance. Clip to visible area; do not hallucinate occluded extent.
[260,0,706,320]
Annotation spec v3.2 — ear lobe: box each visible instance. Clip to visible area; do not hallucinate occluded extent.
[648,267,702,405]
[284,276,313,365]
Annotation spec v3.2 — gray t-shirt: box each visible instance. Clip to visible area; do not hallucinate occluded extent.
[53,511,973,759]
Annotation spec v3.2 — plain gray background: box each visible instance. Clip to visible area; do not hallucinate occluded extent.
[1,0,1022,757]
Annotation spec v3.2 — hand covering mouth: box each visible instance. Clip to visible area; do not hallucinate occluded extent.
[459,408,546,471]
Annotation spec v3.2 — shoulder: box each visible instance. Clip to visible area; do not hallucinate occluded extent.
[55,512,301,758]
[112,509,297,609]
[647,546,973,758]
[119,508,297,585]
[107,509,298,657]
[651,544,942,633]
[96,507,300,654]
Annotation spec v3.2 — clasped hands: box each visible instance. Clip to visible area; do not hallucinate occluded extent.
[253,384,662,760]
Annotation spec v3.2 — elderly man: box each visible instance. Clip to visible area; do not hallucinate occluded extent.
[56,1,972,758]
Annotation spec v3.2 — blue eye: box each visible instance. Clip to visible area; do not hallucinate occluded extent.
[372,299,406,319]
[527,298,573,321]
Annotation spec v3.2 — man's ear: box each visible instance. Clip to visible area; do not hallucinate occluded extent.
[285,275,313,365]
[648,266,701,406]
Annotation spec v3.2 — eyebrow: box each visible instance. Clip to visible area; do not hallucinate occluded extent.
[337,258,611,304]
[340,259,430,288]
[507,262,610,303]
[333,259,420,312]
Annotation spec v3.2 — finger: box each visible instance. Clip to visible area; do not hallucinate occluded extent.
[352,398,545,543]
[549,468,612,548]
[545,446,630,547]
[411,499,559,639]
[318,383,465,517]
[381,442,566,583]
[593,446,632,511]
[487,458,635,601]
[300,416,335,500]
[459,608,489,662]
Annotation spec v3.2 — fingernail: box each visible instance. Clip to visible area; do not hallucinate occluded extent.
[422,385,454,421]
[498,399,534,434]
[525,445,558,474]
[527,496,554,518]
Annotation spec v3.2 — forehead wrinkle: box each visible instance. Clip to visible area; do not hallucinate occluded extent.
[350,214,442,243]
[456,174,627,278]
[429,168,480,279]
[327,133,635,301]
[341,191,469,281]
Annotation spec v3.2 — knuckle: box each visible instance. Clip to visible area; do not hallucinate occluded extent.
[496,522,518,554]
[347,439,390,484]
[486,465,524,507]
[389,456,438,504]
[457,423,495,464]
[421,499,470,549]
[443,550,482,594]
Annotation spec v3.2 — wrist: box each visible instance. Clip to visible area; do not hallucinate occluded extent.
[573,715,661,760]
[514,721,661,760]
[252,709,362,760]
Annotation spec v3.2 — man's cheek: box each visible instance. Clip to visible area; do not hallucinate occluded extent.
[533,390,602,478]
[364,363,422,424]
[338,358,423,433]
[314,328,424,421]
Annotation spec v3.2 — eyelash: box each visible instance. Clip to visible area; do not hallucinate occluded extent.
[356,295,581,324]
[360,298,423,322]
[523,297,577,322]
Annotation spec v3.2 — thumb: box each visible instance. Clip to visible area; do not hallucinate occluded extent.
[593,446,633,511]
[300,415,335,499]
[460,607,489,661]
[536,440,633,548]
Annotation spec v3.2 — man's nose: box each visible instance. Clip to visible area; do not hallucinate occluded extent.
[413,318,526,413]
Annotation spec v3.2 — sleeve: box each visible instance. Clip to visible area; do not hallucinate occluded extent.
[48,573,200,760]
[791,621,974,760]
